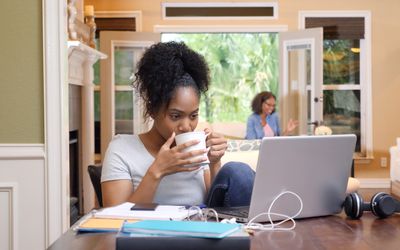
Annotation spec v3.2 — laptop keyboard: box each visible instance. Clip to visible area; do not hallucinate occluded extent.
[214,206,250,218]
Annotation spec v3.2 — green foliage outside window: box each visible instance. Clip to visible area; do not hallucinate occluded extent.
[322,39,361,151]
[163,33,279,123]
[323,40,360,116]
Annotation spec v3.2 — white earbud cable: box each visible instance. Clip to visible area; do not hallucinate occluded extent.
[244,191,303,231]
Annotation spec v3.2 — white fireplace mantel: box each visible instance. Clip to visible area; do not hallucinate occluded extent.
[68,41,106,213]
[68,41,106,85]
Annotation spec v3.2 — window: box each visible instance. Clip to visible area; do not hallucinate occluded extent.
[92,11,141,154]
[301,12,372,157]
[322,39,361,152]
[162,33,279,123]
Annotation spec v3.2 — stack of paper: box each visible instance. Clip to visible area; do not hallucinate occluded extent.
[120,220,241,239]
[94,202,197,221]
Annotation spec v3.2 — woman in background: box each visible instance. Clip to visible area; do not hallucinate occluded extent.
[245,91,298,139]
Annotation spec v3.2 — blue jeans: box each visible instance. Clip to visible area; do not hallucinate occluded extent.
[206,161,255,207]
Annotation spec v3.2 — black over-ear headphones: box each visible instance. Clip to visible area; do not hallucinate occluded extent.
[344,192,400,219]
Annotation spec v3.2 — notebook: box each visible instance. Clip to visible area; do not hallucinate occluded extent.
[120,220,241,239]
[214,134,357,223]
[75,217,138,232]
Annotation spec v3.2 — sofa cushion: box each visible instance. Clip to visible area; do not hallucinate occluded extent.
[226,139,261,152]
[221,150,259,171]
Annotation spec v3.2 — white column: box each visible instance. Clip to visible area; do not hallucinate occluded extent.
[81,57,96,212]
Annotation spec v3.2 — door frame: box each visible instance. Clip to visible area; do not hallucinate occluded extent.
[43,0,69,245]
[279,28,323,135]
[99,32,160,157]
[298,10,373,158]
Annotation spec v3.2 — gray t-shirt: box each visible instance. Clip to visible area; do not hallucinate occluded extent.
[101,134,207,205]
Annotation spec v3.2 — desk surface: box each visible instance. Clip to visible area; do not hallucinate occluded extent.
[47,213,400,250]
[48,189,400,250]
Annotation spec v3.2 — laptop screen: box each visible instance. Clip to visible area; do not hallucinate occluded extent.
[248,135,356,222]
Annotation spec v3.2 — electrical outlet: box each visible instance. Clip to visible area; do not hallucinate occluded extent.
[380,157,387,167]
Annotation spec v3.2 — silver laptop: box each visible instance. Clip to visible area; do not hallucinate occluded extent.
[214,134,356,223]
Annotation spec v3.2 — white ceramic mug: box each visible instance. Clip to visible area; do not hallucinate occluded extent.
[175,131,210,167]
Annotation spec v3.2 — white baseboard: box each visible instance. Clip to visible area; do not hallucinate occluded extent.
[358,178,391,188]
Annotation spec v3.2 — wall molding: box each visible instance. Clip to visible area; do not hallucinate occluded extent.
[0,183,18,250]
[0,144,45,159]
[358,178,391,188]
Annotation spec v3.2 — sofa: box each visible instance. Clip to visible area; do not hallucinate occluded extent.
[221,139,360,194]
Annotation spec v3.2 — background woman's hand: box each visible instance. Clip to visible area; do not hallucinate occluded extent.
[204,128,227,166]
[285,119,299,134]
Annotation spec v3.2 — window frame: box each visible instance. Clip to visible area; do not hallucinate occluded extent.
[299,11,373,161]
[93,11,143,156]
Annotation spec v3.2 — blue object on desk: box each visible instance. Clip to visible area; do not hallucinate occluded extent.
[117,229,250,250]
[121,220,240,239]
[185,204,207,209]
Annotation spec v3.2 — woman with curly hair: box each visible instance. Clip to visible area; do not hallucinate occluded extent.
[245,91,298,139]
[101,42,254,208]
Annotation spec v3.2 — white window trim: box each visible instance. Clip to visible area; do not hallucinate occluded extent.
[92,10,144,95]
[162,2,278,20]
[94,10,142,32]
[112,40,152,90]
[93,12,144,142]
[91,11,143,94]
[110,40,157,136]
[299,11,373,160]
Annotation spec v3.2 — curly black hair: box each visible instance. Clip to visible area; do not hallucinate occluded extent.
[133,41,210,119]
[251,91,276,114]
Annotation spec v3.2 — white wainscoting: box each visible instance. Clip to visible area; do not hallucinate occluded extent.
[0,144,45,250]
[0,183,17,250]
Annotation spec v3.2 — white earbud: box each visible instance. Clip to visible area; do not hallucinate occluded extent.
[221,218,237,224]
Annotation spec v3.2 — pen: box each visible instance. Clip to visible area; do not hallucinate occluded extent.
[183,204,207,209]
[198,204,207,209]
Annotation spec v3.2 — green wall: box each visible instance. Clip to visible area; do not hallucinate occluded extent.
[0,1,44,143]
